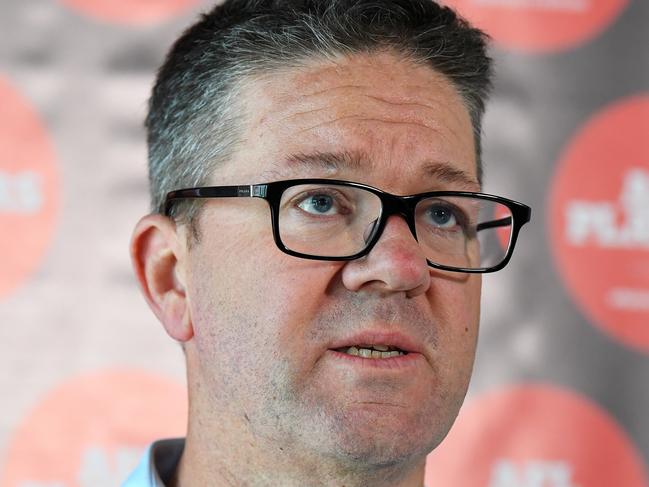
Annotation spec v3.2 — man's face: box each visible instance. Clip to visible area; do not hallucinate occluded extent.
[183,52,481,470]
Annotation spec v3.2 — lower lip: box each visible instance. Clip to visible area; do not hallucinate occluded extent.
[326,349,424,370]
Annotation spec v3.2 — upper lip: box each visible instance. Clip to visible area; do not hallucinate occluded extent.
[328,329,424,355]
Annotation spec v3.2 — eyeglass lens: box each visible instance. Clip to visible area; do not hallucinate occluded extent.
[277,183,514,270]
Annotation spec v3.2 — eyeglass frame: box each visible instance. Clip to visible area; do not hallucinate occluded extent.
[164,178,532,274]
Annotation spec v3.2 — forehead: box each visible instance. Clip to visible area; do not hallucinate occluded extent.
[223,52,479,192]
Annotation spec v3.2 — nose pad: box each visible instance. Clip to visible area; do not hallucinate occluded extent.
[363,215,421,251]
[363,218,379,244]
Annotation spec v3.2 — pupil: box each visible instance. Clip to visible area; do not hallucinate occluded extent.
[432,207,451,224]
[311,195,332,213]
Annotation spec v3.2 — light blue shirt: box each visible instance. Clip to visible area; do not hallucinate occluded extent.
[122,438,185,487]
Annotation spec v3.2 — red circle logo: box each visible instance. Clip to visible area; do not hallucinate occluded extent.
[0,77,58,300]
[0,370,186,487]
[425,384,648,486]
[443,0,628,53]
[549,95,649,353]
[495,203,512,250]
[59,0,201,26]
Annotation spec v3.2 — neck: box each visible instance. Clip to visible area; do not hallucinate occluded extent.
[169,424,427,487]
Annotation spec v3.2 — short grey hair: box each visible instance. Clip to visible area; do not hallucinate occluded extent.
[146,0,493,225]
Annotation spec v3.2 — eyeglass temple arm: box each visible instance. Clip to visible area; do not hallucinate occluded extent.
[476,216,512,232]
[164,184,267,215]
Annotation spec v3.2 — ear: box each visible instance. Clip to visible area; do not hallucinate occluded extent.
[130,214,193,342]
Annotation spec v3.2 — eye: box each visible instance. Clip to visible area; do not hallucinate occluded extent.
[427,204,458,228]
[297,193,340,215]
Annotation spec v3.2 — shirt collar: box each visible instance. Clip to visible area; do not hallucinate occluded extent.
[122,438,185,487]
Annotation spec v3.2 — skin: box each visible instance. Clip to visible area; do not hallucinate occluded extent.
[132,51,482,487]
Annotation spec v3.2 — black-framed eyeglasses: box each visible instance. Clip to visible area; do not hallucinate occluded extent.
[164,179,531,273]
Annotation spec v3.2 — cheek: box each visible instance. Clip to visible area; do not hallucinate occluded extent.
[260,260,345,358]
[186,243,344,419]
[431,273,481,335]
[429,273,481,382]
[187,231,341,362]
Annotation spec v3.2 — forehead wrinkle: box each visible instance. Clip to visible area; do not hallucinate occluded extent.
[271,86,370,124]
[276,93,469,147]
[277,106,329,125]
[253,67,472,151]
[358,92,471,148]
[280,94,462,131]
[363,94,437,108]
[285,87,462,116]
[296,82,454,109]
[300,84,370,99]
[296,116,447,136]
[293,69,469,118]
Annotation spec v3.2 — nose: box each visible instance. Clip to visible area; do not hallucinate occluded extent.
[341,215,431,297]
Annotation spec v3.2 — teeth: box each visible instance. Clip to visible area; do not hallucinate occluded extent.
[343,346,404,359]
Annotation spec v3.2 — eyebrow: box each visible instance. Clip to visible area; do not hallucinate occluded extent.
[286,150,365,173]
[420,161,481,191]
[259,150,363,180]
[263,150,480,190]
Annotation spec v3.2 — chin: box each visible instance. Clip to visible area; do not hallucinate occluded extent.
[324,402,448,468]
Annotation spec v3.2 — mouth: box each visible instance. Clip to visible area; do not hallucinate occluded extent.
[327,330,423,366]
[333,344,408,359]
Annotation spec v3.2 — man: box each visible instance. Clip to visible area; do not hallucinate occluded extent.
[125,1,531,486]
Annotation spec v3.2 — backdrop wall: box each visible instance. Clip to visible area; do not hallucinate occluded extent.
[0,1,647,485]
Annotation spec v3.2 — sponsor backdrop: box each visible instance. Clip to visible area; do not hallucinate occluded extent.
[0,0,647,485]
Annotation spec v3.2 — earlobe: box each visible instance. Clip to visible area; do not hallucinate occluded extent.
[130,214,194,342]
